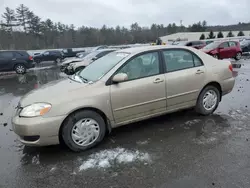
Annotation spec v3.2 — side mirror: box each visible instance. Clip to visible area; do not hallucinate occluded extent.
[218,46,224,49]
[92,57,97,61]
[112,73,128,83]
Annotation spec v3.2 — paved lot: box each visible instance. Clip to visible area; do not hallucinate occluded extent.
[0,60,250,188]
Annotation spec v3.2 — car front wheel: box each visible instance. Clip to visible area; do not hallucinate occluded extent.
[195,85,220,115]
[14,64,26,74]
[61,110,106,152]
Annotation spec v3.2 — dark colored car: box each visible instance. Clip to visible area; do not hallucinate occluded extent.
[62,48,86,58]
[240,40,250,54]
[173,40,207,49]
[33,50,63,64]
[201,41,242,60]
[0,50,35,74]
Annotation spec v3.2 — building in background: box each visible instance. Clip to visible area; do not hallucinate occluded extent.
[160,31,250,43]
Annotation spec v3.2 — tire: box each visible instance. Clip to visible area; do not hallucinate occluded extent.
[35,59,41,64]
[14,64,26,74]
[55,58,61,64]
[61,110,106,152]
[195,85,220,115]
[235,52,242,61]
[213,54,218,59]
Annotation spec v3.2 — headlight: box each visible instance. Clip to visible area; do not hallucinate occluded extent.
[19,103,51,117]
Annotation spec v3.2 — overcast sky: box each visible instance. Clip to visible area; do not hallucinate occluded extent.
[0,0,249,28]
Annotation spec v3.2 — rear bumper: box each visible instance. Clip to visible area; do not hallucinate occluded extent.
[27,62,36,69]
[221,77,235,96]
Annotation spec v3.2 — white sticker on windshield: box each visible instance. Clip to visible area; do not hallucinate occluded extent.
[116,53,129,57]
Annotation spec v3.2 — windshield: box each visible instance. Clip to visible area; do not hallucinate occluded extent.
[77,52,130,82]
[203,42,220,50]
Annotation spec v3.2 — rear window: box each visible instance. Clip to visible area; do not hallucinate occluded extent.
[14,51,29,57]
[229,41,237,47]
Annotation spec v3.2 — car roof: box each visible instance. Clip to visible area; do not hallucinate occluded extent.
[96,48,117,52]
[116,45,197,54]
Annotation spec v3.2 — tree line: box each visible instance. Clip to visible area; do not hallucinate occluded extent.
[1,4,250,50]
[199,30,245,40]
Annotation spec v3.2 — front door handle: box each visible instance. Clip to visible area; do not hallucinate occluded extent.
[153,78,164,83]
[12,58,16,61]
[196,70,204,74]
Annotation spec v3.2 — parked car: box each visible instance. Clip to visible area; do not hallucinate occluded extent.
[173,40,207,49]
[60,52,91,73]
[201,41,242,60]
[62,48,86,58]
[91,45,108,52]
[240,40,250,54]
[12,45,235,152]
[33,50,64,64]
[0,50,35,74]
[64,49,116,75]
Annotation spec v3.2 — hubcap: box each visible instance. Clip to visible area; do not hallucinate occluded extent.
[71,118,100,147]
[203,90,218,111]
[236,53,241,59]
[16,66,25,73]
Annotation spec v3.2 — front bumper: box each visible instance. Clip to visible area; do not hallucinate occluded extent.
[12,115,66,146]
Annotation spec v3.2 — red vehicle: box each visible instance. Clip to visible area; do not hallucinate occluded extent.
[201,41,242,60]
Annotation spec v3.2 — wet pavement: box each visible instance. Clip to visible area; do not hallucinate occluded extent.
[0,60,250,188]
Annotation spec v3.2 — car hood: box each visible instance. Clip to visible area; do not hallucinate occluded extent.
[61,58,83,65]
[20,77,90,106]
[72,59,93,68]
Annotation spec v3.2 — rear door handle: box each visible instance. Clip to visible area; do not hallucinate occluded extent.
[153,78,164,83]
[196,70,204,74]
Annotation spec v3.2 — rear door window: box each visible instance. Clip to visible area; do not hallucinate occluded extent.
[229,41,237,47]
[162,49,203,72]
[0,52,14,58]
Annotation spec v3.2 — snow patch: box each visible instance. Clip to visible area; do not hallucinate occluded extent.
[79,148,151,171]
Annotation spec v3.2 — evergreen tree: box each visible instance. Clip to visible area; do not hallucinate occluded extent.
[237,31,245,36]
[217,31,224,38]
[227,31,234,37]
[208,31,215,39]
[200,33,205,40]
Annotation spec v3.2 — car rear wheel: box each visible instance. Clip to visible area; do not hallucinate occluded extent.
[55,58,61,64]
[235,52,242,60]
[195,85,220,115]
[35,59,41,64]
[14,64,26,74]
[61,110,106,152]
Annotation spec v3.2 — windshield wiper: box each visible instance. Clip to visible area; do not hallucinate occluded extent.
[78,75,89,83]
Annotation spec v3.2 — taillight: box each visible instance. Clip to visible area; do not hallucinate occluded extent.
[29,56,33,60]
[229,64,233,72]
